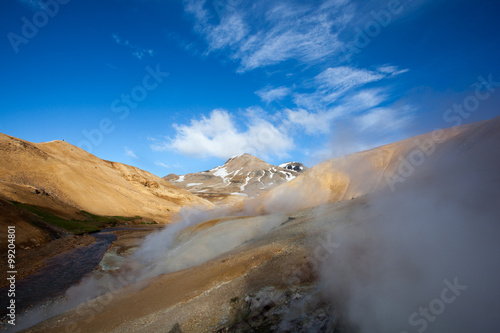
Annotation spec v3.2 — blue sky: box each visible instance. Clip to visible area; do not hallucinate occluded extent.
[1,0,499,176]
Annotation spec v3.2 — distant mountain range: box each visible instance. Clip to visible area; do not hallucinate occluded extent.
[164,153,307,204]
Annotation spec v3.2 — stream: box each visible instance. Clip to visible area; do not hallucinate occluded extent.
[0,231,117,317]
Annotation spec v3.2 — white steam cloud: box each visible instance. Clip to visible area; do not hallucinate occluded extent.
[319,123,500,332]
[9,206,285,332]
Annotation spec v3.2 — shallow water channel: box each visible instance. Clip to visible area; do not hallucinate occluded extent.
[0,231,117,316]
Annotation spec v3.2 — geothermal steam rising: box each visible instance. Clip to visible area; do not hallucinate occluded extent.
[8,121,500,332]
[320,138,500,332]
[9,206,285,332]
[141,214,285,279]
[8,206,219,332]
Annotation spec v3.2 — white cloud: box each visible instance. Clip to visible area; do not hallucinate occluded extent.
[284,86,413,147]
[348,89,387,110]
[284,89,387,136]
[255,86,291,103]
[355,106,413,132]
[377,64,410,76]
[315,66,385,96]
[310,105,415,161]
[291,66,383,113]
[181,1,415,160]
[285,108,338,135]
[280,64,410,136]
[152,109,293,159]
[293,65,406,112]
[111,34,154,60]
[182,1,412,141]
[183,1,421,76]
[206,14,248,50]
[184,0,354,72]
[124,146,137,159]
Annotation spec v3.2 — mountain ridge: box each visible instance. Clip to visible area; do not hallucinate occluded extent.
[164,153,307,204]
[0,133,213,248]
[242,117,499,215]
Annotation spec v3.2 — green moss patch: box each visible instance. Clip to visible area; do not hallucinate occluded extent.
[12,202,142,235]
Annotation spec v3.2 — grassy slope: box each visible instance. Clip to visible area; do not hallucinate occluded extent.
[11,202,146,234]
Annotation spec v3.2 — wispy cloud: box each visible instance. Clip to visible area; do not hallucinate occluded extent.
[310,104,415,160]
[184,0,354,72]
[349,88,388,110]
[207,14,248,50]
[152,109,293,159]
[284,108,339,135]
[156,63,411,160]
[291,65,407,116]
[255,86,291,103]
[377,64,410,76]
[355,105,414,133]
[183,0,425,74]
[283,65,411,142]
[178,1,415,162]
[124,146,137,159]
[315,66,385,95]
[111,34,154,60]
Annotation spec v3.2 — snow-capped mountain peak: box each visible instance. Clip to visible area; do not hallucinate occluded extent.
[164,154,307,204]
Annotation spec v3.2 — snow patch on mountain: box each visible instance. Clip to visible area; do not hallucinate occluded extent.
[173,175,185,182]
[163,154,307,204]
[213,166,230,184]
[279,170,296,181]
[241,173,252,191]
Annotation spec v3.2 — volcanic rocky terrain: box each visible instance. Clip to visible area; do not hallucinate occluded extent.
[1,116,500,333]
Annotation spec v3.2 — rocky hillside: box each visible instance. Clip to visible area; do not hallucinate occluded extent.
[243,116,500,215]
[164,154,307,204]
[0,133,213,248]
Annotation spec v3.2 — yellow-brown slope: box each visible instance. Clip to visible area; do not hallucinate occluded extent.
[244,120,491,214]
[0,133,213,225]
